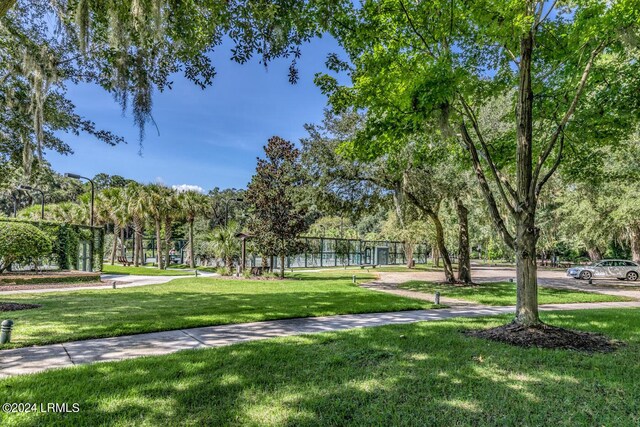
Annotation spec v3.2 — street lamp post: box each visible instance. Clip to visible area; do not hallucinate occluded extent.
[17,185,45,219]
[64,173,95,227]
[224,197,244,226]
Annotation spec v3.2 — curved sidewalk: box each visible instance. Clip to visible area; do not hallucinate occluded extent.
[0,272,217,295]
[2,300,639,378]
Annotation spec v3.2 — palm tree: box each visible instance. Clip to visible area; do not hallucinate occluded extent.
[19,201,87,224]
[162,189,179,269]
[125,183,147,267]
[97,188,127,265]
[145,184,169,269]
[208,221,241,269]
[177,190,207,268]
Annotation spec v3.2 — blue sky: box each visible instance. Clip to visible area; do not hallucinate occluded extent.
[47,36,345,192]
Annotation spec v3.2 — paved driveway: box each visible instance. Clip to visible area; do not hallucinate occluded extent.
[373,266,640,300]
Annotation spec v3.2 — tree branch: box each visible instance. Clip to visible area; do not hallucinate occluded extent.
[503,45,520,67]
[459,121,515,249]
[0,0,16,17]
[535,132,564,197]
[460,96,518,210]
[535,0,558,29]
[398,0,436,59]
[531,41,605,198]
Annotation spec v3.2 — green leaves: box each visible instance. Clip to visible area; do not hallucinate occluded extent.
[0,221,52,272]
[246,136,309,259]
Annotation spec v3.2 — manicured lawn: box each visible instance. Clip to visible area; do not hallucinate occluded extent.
[0,272,430,348]
[398,280,633,305]
[1,309,638,426]
[102,264,194,276]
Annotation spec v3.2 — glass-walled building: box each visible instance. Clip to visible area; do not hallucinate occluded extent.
[250,237,430,269]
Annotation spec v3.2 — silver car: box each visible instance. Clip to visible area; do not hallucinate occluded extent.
[567,259,640,281]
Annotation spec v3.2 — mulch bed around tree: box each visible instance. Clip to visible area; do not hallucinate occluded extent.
[464,322,624,353]
[0,303,42,312]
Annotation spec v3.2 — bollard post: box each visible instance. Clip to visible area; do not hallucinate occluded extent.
[112,282,116,289]
[588,278,592,285]
[352,275,356,284]
[434,292,440,305]
[0,320,14,344]
[195,269,199,278]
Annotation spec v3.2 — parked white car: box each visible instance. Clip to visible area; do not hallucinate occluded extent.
[567,259,640,281]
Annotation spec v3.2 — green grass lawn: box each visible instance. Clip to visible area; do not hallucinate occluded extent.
[1,309,638,426]
[102,264,194,276]
[0,272,430,348]
[398,280,633,305]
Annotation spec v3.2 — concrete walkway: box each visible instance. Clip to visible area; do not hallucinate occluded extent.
[2,300,640,378]
[0,272,217,295]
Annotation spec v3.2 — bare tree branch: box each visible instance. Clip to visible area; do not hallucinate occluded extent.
[459,122,515,249]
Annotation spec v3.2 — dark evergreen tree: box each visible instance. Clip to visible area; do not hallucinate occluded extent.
[246,136,308,278]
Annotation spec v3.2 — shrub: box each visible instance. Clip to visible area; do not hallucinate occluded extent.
[261,271,279,279]
[0,222,53,273]
[215,266,232,276]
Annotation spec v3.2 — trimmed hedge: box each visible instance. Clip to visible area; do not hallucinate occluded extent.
[0,222,53,273]
[0,273,101,285]
[0,218,104,272]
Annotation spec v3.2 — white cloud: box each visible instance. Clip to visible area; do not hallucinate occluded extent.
[172,184,205,194]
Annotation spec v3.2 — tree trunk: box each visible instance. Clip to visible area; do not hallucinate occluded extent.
[120,228,126,257]
[188,220,195,268]
[155,219,163,270]
[163,218,172,269]
[630,225,640,262]
[426,211,455,282]
[137,224,145,266]
[433,245,440,267]
[280,254,285,279]
[511,29,541,326]
[133,224,140,267]
[514,213,539,326]
[405,243,414,268]
[456,199,472,284]
[587,246,602,262]
[110,224,119,265]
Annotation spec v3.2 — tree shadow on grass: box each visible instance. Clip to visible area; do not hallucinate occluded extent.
[1,310,639,426]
